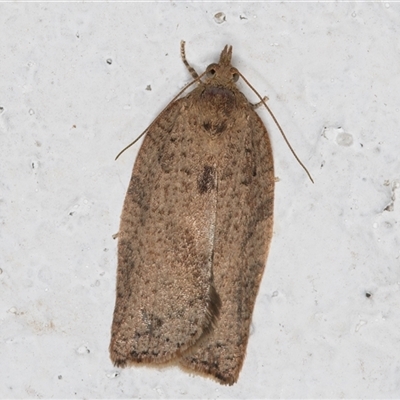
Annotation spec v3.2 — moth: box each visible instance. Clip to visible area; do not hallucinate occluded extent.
[110,42,275,385]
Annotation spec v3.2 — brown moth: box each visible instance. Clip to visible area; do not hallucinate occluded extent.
[110,42,274,385]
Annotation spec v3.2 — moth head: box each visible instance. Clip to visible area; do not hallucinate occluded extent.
[205,64,239,86]
[204,45,240,85]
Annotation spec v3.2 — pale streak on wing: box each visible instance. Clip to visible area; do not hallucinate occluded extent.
[179,102,275,385]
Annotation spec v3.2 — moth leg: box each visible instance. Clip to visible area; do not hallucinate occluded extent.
[180,40,200,79]
[251,96,269,109]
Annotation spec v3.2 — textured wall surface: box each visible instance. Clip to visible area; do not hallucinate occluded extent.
[1,2,400,398]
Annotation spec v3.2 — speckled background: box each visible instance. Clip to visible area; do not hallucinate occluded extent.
[1,2,400,398]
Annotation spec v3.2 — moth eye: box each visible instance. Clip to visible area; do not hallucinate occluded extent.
[206,63,218,78]
[232,72,239,82]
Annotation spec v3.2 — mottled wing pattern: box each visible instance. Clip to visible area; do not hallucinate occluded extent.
[110,98,221,366]
[179,100,274,384]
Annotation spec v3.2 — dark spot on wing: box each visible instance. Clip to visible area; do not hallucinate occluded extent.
[197,165,216,194]
[203,121,227,135]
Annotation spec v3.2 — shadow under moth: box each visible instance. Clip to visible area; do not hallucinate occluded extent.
[109,41,277,385]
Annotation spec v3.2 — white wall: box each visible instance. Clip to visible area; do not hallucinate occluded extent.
[1,2,400,398]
